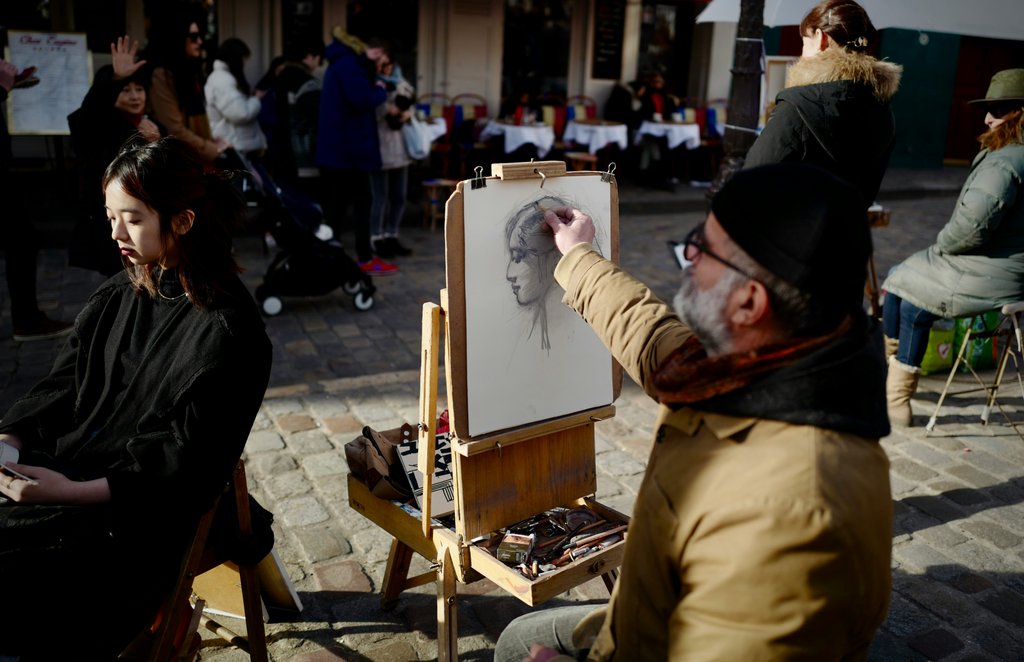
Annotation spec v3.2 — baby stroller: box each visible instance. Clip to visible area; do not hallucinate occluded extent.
[225,149,376,315]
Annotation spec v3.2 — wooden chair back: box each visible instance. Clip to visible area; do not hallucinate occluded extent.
[536,94,568,139]
[566,94,598,122]
[120,460,269,662]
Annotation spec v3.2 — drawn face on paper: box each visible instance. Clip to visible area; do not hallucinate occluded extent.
[505,195,565,306]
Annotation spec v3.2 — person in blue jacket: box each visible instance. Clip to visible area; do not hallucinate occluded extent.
[316,28,397,275]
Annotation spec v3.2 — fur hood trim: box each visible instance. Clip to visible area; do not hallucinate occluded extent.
[785,47,902,102]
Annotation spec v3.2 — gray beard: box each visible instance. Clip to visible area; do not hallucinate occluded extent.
[673,266,745,356]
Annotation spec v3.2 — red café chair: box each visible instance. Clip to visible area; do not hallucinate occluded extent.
[415,92,455,178]
[535,93,567,150]
[566,94,598,122]
[451,93,489,177]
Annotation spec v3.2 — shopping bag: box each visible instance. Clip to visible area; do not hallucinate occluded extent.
[402,115,432,160]
[953,311,1000,373]
[919,320,955,376]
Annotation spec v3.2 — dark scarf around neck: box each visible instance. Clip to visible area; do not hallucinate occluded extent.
[652,313,890,439]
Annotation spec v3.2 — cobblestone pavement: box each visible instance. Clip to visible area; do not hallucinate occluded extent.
[2,168,1023,661]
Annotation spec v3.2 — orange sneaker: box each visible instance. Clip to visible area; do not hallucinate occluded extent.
[359,256,399,276]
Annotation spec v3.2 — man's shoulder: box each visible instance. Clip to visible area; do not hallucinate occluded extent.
[654,412,886,506]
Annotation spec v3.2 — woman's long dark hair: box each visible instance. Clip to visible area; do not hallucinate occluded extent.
[215,38,252,95]
[103,136,244,308]
[141,1,209,111]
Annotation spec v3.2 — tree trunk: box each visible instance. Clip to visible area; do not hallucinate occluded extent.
[707,0,764,200]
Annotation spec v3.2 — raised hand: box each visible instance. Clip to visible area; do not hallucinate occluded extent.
[0,61,17,93]
[138,116,160,142]
[110,34,147,80]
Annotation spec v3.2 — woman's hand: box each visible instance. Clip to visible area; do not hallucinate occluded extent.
[138,116,160,142]
[111,35,147,81]
[544,207,595,254]
[0,464,111,505]
[0,61,17,93]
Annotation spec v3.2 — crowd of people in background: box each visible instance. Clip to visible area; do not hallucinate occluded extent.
[58,0,417,286]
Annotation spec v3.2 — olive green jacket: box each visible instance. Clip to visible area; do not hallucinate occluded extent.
[554,245,892,661]
[883,144,1024,318]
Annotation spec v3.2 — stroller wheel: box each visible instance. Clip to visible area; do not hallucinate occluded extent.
[353,290,374,312]
[342,280,362,296]
[261,296,284,316]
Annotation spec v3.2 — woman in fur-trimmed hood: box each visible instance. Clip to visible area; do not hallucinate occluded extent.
[745,0,902,206]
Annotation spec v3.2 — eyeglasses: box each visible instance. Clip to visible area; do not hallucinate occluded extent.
[187,31,204,43]
[668,222,761,282]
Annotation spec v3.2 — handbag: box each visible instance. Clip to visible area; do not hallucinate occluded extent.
[402,115,432,161]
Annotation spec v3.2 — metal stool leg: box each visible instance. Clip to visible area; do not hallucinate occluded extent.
[926,328,975,433]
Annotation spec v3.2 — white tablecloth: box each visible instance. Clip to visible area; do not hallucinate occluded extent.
[479,120,556,158]
[635,120,702,150]
[563,120,628,154]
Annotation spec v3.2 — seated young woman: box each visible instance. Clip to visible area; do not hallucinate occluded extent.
[0,136,272,657]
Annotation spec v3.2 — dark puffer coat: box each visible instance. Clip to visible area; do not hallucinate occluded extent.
[744,47,902,206]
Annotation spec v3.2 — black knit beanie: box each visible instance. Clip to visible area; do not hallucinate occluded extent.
[711,163,870,312]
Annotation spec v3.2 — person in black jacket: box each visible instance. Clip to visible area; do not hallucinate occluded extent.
[744,0,902,207]
[0,57,73,341]
[68,35,163,275]
[0,137,272,658]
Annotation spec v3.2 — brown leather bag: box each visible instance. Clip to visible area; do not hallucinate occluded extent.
[344,424,416,500]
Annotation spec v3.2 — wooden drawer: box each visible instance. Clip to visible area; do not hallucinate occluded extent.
[441,497,629,606]
[348,472,628,607]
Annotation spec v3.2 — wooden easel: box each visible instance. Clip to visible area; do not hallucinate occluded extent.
[348,161,626,661]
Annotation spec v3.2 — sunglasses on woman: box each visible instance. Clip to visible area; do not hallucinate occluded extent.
[187,31,204,43]
[667,222,761,282]
[985,102,1021,118]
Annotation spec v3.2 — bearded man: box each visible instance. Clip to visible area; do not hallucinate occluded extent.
[494,163,892,661]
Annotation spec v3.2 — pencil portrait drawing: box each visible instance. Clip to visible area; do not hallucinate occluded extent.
[504,194,573,351]
[460,175,614,436]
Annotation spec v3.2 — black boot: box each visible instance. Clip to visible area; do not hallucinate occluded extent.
[373,237,396,259]
[389,236,413,257]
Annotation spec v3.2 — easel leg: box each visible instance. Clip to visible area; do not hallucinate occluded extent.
[437,547,458,662]
[601,569,619,594]
[381,539,415,609]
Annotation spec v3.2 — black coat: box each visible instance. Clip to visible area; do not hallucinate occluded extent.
[744,48,903,207]
[67,66,165,275]
[0,270,271,655]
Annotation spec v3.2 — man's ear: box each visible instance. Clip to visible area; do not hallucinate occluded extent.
[172,210,195,236]
[728,279,772,329]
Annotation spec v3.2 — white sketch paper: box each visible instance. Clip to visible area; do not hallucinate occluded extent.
[462,176,614,436]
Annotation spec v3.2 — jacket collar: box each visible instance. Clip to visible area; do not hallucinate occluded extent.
[785,47,902,102]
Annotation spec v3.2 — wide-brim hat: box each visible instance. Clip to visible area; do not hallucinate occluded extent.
[969,68,1024,105]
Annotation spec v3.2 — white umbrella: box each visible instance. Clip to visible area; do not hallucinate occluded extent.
[696,0,1024,42]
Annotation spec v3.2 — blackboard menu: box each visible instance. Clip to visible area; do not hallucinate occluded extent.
[592,0,625,81]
